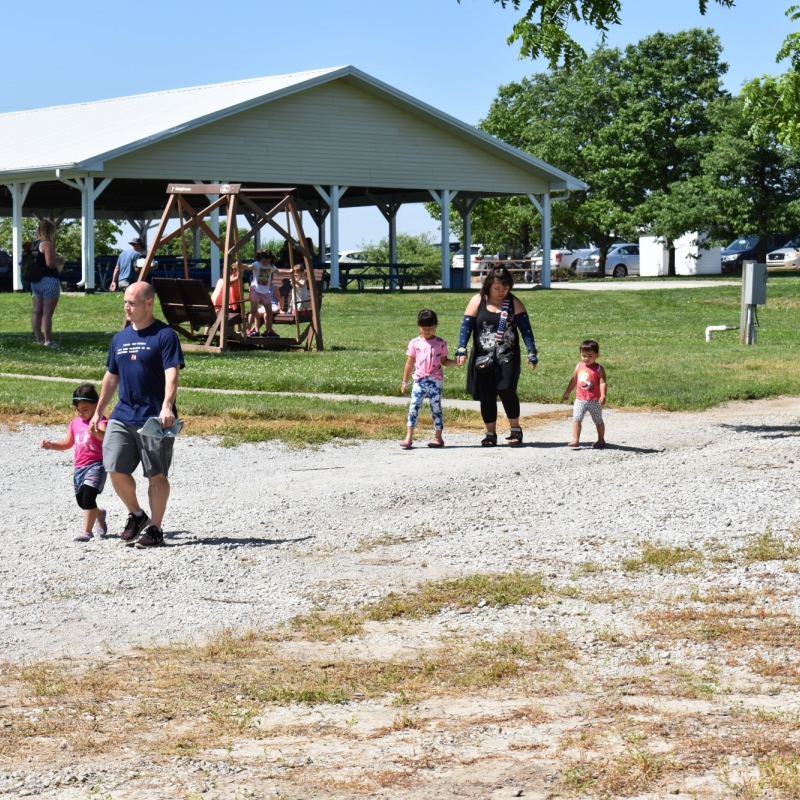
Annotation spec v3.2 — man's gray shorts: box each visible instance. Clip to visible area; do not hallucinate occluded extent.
[103,419,174,479]
[117,279,131,290]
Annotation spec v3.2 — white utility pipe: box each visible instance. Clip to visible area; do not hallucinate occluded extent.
[705,325,738,343]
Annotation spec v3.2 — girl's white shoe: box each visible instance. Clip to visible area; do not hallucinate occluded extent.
[95,508,108,538]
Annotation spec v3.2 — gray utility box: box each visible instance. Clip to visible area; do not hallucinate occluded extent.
[743,262,767,305]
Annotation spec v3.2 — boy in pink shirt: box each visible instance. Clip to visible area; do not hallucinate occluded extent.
[41,383,109,541]
[400,309,458,449]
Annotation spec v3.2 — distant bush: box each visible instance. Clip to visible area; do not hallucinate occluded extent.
[551,266,577,282]
[360,232,442,285]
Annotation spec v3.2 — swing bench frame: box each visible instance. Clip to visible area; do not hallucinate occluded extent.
[138,184,323,353]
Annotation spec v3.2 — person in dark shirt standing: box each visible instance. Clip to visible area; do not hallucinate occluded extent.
[90,282,185,548]
[109,237,144,292]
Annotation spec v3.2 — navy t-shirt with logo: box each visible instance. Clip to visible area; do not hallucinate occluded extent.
[107,320,185,427]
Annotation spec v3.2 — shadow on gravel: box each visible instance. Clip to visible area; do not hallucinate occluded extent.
[165,533,314,548]
[719,423,800,439]
[529,441,664,454]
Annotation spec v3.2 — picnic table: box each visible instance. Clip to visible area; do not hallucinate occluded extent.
[339,262,423,291]
[475,259,541,285]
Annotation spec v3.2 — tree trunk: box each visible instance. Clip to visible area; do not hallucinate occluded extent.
[757,238,768,263]
[597,246,608,278]
[667,246,676,277]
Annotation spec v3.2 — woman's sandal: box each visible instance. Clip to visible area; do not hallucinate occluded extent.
[507,427,524,447]
[481,432,498,447]
[399,440,414,450]
[427,439,444,448]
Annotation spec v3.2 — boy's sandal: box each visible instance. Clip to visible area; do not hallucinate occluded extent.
[427,439,444,448]
[592,441,606,449]
[506,427,524,447]
[399,440,414,450]
[568,441,581,449]
[481,432,498,447]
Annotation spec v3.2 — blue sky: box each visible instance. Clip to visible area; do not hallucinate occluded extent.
[1,0,792,249]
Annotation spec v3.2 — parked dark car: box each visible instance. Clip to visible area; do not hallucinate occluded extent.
[0,249,12,292]
[721,235,791,272]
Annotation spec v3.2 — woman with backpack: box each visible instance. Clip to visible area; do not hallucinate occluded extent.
[28,219,64,347]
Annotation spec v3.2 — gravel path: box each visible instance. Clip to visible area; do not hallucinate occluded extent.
[3,397,799,663]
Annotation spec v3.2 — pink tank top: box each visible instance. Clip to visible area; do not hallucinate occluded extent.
[575,362,602,401]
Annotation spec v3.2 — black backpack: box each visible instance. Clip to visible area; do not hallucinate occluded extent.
[20,241,42,283]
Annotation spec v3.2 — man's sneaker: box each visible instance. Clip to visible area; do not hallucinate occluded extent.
[95,508,108,538]
[135,526,164,549]
[73,531,93,542]
[121,511,150,544]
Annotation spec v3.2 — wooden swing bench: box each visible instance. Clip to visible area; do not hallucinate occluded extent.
[139,184,323,353]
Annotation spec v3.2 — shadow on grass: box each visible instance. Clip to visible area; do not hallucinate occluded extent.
[719,423,800,439]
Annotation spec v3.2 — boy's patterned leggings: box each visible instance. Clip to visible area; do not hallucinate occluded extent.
[407,377,444,430]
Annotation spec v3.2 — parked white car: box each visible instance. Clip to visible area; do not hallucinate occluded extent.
[338,249,367,263]
[452,243,484,271]
[766,237,800,271]
[577,243,640,277]
[527,246,595,269]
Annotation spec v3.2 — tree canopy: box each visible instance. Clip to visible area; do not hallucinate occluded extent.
[449,29,729,273]
[462,0,735,68]
[743,6,800,147]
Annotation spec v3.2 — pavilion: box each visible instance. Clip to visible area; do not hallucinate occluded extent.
[0,66,586,291]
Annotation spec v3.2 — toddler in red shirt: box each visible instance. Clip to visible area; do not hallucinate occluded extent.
[562,340,607,449]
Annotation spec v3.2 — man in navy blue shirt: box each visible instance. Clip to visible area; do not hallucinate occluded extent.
[109,237,144,292]
[90,282,185,548]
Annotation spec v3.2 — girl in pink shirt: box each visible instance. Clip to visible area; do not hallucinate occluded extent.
[400,309,457,449]
[41,383,108,542]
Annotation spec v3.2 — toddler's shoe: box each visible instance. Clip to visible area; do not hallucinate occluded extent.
[95,508,108,538]
[73,531,94,542]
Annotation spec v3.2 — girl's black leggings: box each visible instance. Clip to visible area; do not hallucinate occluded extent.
[480,391,521,424]
[75,484,100,510]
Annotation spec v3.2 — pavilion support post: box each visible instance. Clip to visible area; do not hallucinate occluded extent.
[429,190,457,289]
[368,192,402,289]
[314,185,347,289]
[193,226,201,258]
[528,193,552,289]
[57,175,111,291]
[81,178,111,291]
[296,197,329,265]
[7,182,32,291]
[453,197,478,290]
[195,181,221,283]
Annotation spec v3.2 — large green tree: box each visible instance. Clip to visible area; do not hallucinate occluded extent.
[434,29,728,274]
[463,0,734,68]
[645,96,800,261]
[743,6,800,147]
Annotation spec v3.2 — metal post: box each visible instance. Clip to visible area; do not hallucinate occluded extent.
[429,190,457,289]
[318,217,325,266]
[541,192,552,289]
[330,185,340,289]
[389,210,398,291]
[193,226,201,259]
[463,207,472,291]
[82,181,93,290]
[440,191,450,289]
[78,177,111,292]
[9,182,32,291]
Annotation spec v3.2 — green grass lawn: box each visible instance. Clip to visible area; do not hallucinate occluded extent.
[1,279,799,410]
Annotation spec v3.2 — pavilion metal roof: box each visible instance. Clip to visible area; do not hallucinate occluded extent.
[0,66,587,191]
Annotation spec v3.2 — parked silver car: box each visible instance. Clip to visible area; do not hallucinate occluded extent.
[577,243,640,277]
[766,237,800,271]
